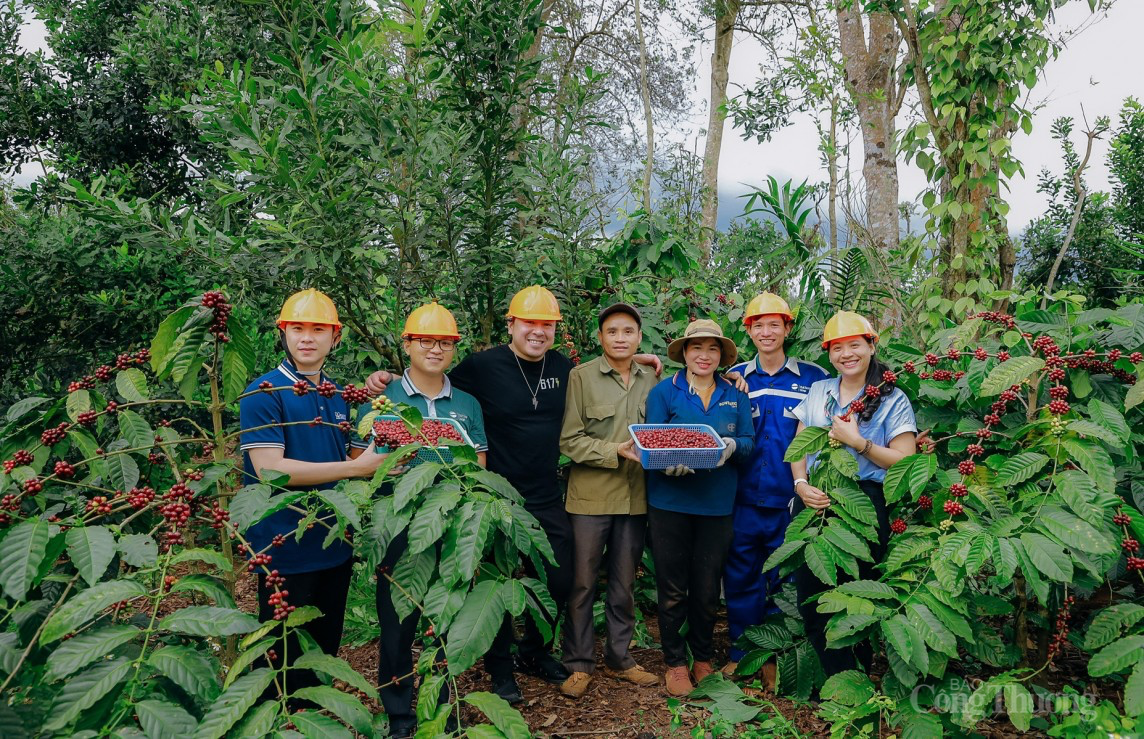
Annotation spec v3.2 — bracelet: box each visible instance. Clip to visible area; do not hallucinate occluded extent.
[793,477,808,489]
[859,439,873,456]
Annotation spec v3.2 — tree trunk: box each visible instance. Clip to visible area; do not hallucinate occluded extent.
[634,0,654,214]
[837,5,900,251]
[827,95,840,255]
[698,0,740,264]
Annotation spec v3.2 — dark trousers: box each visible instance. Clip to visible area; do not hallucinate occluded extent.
[793,480,889,677]
[724,504,793,661]
[647,506,734,667]
[377,531,449,726]
[257,558,353,694]
[485,500,574,678]
[563,513,647,674]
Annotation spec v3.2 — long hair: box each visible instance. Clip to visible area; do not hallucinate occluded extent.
[858,339,896,423]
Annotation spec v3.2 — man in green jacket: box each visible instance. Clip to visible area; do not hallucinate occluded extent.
[557,303,660,698]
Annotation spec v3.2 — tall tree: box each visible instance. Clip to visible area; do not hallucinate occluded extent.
[697,0,740,263]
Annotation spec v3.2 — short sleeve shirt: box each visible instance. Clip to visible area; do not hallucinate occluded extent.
[791,378,917,482]
[351,369,487,452]
[238,360,353,574]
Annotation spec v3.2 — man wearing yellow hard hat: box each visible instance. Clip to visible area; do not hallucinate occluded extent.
[721,293,828,687]
[239,288,389,696]
[349,301,487,737]
[366,286,661,703]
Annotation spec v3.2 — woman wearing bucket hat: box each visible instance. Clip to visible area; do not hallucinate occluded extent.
[788,311,916,679]
[643,319,755,696]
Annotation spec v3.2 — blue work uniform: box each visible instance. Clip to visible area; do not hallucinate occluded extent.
[644,372,755,516]
[239,359,353,574]
[723,356,829,660]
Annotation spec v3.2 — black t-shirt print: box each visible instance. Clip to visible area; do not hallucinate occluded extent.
[449,344,573,508]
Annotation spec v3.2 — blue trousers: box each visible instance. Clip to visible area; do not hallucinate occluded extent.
[723,503,792,661]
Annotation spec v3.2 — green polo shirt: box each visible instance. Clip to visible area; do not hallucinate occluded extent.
[351,369,487,452]
[559,355,657,515]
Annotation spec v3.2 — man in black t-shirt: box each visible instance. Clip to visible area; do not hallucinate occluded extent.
[367,286,661,704]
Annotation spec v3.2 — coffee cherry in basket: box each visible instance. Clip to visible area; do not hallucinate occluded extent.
[634,429,718,449]
[372,419,464,449]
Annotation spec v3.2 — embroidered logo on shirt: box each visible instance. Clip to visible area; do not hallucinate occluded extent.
[792,383,809,393]
[718,400,737,408]
[334,411,347,421]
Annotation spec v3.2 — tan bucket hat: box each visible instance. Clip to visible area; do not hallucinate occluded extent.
[667,319,738,367]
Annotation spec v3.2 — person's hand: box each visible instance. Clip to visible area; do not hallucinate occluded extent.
[618,439,642,463]
[830,414,863,449]
[365,370,394,397]
[634,353,664,377]
[664,464,694,477]
[715,437,736,467]
[351,442,388,476]
[795,480,830,510]
[723,371,748,393]
[916,429,934,453]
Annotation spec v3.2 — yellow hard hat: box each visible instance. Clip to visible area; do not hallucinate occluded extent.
[277,288,342,328]
[507,285,562,321]
[403,301,461,339]
[743,292,793,324]
[822,311,878,348]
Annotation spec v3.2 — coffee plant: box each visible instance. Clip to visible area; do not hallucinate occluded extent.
[743,298,1144,734]
[0,292,552,737]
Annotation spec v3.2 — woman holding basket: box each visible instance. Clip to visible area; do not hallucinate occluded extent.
[789,311,916,678]
[644,319,754,696]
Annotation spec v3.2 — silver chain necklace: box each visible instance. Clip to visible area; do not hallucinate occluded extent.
[513,351,546,410]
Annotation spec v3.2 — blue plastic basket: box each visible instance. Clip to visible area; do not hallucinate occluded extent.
[372,415,475,467]
[628,424,725,470]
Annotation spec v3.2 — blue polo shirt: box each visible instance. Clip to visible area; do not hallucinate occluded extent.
[239,360,353,574]
[729,355,830,508]
[351,369,488,452]
[792,378,917,482]
[644,372,755,516]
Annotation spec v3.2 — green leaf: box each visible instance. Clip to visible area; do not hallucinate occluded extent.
[171,547,233,572]
[445,580,507,673]
[315,488,361,531]
[293,686,373,734]
[1062,438,1115,493]
[762,538,807,571]
[1068,420,1123,447]
[148,645,221,704]
[980,356,1045,396]
[469,468,525,505]
[45,624,140,680]
[116,409,154,449]
[836,580,897,599]
[1127,373,1144,411]
[804,539,837,586]
[994,452,1049,487]
[1038,507,1115,555]
[1125,660,1144,716]
[167,322,208,385]
[463,691,532,739]
[102,451,140,492]
[170,574,238,608]
[906,603,957,657]
[151,306,194,374]
[883,454,938,505]
[287,605,323,627]
[115,368,149,402]
[292,711,354,739]
[784,426,829,462]
[41,579,147,644]
[118,533,158,568]
[1018,533,1072,582]
[136,699,197,739]
[160,606,260,636]
[66,526,116,586]
[1084,604,1144,650]
[820,670,875,707]
[6,395,50,423]
[830,484,877,526]
[293,652,378,701]
[42,657,132,732]
[0,518,53,600]
[229,701,278,737]
[830,450,859,478]
[228,484,272,532]
[66,389,92,423]
[222,638,272,690]
[825,613,878,642]
[393,462,442,511]
[391,548,436,621]
[221,348,248,404]
[882,615,914,665]
[1089,635,1144,677]
[191,668,275,739]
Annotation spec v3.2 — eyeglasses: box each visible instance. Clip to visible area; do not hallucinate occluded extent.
[413,337,456,350]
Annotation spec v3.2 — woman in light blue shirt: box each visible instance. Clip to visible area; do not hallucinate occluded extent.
[788,311,916,678]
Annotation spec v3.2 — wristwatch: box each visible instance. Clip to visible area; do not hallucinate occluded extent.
[793,477,808,489]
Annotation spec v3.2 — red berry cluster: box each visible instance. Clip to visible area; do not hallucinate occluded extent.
[966,443,985,457]
[973,347,989,361]
[1114,511,1132,526]
[943,500,963,516]
[890,518,907,535]
[372,419,464,449]
[1,495,20,512]
[247,553,273,572]
[997,350,1011,362]
[160,502,191,526]
[165,482,193,502]
[293,381,310,396]
[317,381,338,398]
[23,478,43,494]
[68,376,96,392]
[86,496,113,515]
[208,502,229,529]
[864,384,880,399]
[95,365,113,381]
[105,401,118,416]
[201,291,232,342]
[338,421,352,434]
[41,423,69,446]
[76,410,98,428]
[949,483,968,498]
[882,370,897,384]
[958,460,976,476]
[1132,352,1144,364]
[127,487,156,509]
[162,575,177,593]
[925,353,940,367]
[1032,335,1060,356]
[917,495,932,510]
[11,450,34,468]
[1129,556,1144,572]
[342,383,370,405]
[259,380,274,391]
[148,452,164,464]
[902,361,916,374]
[849,399,866,414]
[1048,400,1070,416]
[633,428,719,449]
[267,590,295,620]
[265,570,286,587]
[1123,537,1140,553]
[969,310,1017,329]
[271,533,286,548]
[1047,594,1076,660]
[563,332,581,366]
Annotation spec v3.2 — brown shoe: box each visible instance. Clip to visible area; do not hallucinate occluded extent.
[664,665,693,696]
[560,671,592,698]
[692,660,715,684]
[607,664,659,687]
[761,659,777,693]
[720,660,738,679]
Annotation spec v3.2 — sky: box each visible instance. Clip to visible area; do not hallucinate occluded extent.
[13,2,1144,235]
